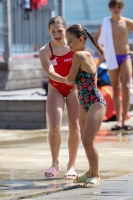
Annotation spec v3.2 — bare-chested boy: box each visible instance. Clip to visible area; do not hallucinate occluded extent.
[95,0,133,131]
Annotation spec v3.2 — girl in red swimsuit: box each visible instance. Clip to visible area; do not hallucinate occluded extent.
[49,42,74,97]
[39,16,80,180]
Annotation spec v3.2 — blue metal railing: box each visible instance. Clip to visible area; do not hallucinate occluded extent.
[0,0,54,58]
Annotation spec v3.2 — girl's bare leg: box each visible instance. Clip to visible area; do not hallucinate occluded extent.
[46,88,65,177]
[81,103,106,187]
[65,87,80,179]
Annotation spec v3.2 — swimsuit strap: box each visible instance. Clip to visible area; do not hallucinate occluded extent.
[49,42,54,56]
[79,68,97,75]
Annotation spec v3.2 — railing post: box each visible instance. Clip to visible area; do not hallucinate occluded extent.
[2,0,11,62]
[58,0,64,17]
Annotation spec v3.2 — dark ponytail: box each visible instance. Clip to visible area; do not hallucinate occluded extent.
[67,24,103,55]
[84,28,103,55]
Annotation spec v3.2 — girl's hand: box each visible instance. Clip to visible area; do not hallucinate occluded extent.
[64,75,75,86]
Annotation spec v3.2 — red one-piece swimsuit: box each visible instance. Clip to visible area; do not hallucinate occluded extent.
[49,42,74,97]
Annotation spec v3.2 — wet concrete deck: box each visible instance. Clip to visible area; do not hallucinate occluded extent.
[0,117,133,200]
[29,175,133,200]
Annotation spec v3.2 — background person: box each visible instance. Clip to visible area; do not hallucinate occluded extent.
[94,0,133,131]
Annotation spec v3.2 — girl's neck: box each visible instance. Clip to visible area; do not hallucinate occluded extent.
[51,40,67,49]
[78,45,86,51]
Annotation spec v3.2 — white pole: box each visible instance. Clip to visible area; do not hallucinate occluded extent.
[3,0,11,62]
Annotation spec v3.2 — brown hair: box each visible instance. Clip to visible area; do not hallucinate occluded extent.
[108,0,124,9]
[67,24,103,55]
[48,16,66,29]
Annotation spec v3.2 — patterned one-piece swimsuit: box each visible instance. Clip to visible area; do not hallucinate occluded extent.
[75,68,106,112]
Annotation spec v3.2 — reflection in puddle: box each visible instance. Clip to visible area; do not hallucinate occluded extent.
[96,129,133,142]
[0,178,81,197]
[101,189,133,195]
[117,132,133,142]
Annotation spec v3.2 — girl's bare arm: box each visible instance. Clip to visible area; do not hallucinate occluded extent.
[39,46,64,83]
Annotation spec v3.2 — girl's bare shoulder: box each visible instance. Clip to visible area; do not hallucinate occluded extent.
[40,43,51,54]
[39,43,52,59]
[74,50,91,58]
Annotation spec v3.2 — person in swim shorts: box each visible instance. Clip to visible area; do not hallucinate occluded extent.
[95,0,133,131]
[39,16,80,180]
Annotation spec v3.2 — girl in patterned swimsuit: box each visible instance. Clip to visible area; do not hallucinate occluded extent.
[47,24,106,187]
[76,68,106,112]
[63,24,107,188]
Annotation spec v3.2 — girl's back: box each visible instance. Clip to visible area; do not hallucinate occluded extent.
[75,51,97,74]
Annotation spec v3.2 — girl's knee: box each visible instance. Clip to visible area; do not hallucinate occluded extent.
[82,136,93,148]
[69,121,80,132]
[49,124,60,133]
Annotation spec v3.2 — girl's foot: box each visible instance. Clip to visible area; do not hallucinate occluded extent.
[45,166,61,178]
[73,172,88,183]
[83,177,100,188]
[65,167,77,180]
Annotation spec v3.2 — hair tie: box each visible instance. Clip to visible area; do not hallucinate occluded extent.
[84,28,88,32]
